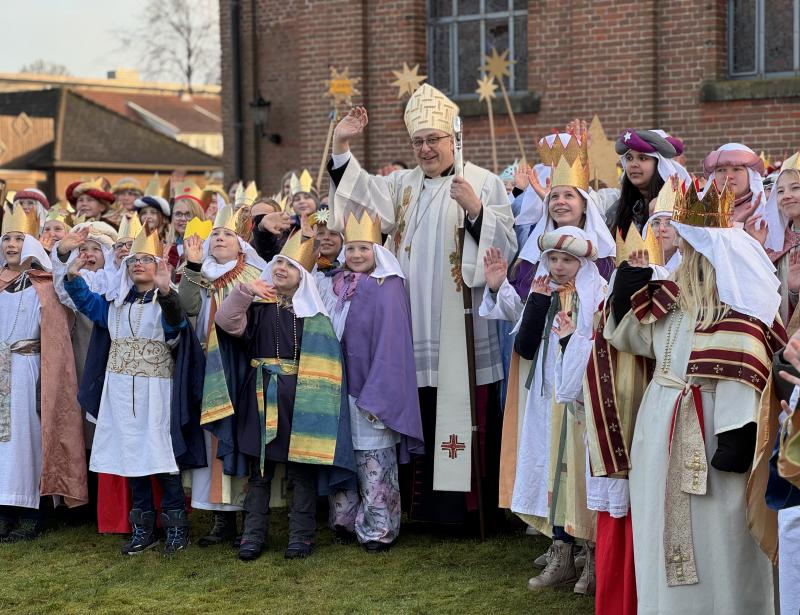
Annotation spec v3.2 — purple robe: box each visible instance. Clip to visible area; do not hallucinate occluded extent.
[339,275,425,463]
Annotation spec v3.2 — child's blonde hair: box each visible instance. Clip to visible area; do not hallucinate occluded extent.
[670,240,729,329]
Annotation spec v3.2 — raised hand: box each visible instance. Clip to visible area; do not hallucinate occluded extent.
[528,168,550,199]
[333,106,368,153]
[184,233,204,264]
[744,214,768,247]
[733,193,760,224]
[155,260,173,294]
[259,211,293,235]
[58,226,90,256]
[300,212,317,239]
[66,253,88,279]
[247,279,276,301]
[483,246,508,292]
[531,274,552,296]
[628,249,650,268]
[554,311,575,339]
[514,163,531,191]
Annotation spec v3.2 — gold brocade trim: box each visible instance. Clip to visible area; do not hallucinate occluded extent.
[108,337,174,378]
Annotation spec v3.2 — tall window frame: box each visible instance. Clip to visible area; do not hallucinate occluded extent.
[728,0,800,78]
[427,0,528,97]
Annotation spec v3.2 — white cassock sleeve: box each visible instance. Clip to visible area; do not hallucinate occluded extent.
[555,330,594,404]
[604,309,656,360]
[478,279,523,322]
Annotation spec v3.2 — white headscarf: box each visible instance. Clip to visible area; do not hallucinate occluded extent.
[0,234,52,272]
[619,149,692,187]
[515,164,551,227]
[672,222,780,326]
[113,253,164,307]
[370,243,404,279]
[200,235,266,282]
[260,255,328,318]
[762,164,798,252]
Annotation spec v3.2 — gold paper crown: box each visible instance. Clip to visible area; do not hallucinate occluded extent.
[117,212,144,240]
[344,210,382,244]
[45,207,71,225]
[234,181,258,208]
[184,216,213,241]
[280,230,316,272]
[212,203,247,235]
[673,180,734,229]
[174,180,204,204]
[403,83,460,137]
[143,174,162,198]
[112,177,143,194]
[130,227,163,258]
[2,205,40,237]
[781,152,800,172]
[652,177,681,216]
[538,134,590,192]
[642,226,665,266]
[615,223,663,266]
[289,170,315,197]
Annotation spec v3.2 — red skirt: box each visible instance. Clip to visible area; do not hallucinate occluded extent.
[595,510,637,615]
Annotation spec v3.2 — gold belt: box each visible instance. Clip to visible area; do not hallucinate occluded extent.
[9,339,40,355]
[108,337,174,378]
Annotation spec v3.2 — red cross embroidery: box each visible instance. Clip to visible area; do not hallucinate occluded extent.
[441,434,466,459]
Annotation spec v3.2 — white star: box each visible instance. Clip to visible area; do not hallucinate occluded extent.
[624,131,632,142]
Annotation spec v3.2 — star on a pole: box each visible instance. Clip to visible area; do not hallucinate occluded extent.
[390,62,426,98]
[475,75,498,103]
[324,66,361,107]
[481,47,514,81]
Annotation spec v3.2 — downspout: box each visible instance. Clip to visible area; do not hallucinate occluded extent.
[361,0,370,167]
[230,0,244,181]
[652,0,659,128]
[251,0,261,186]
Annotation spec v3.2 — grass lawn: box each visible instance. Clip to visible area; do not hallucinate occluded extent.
[0,510,594,615]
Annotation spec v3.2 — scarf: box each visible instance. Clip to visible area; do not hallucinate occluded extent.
[734,190,754,213]
[332,270,366,313]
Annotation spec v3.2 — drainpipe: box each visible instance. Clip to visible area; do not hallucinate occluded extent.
[251,0,261,186]
[230,0,244,181]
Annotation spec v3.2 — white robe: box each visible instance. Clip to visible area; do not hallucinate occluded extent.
[0,286,42,509]
[89,299,178,477]
[606,309,774,615]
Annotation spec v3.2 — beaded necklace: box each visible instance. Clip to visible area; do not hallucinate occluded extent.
[275,295,298,374]
[661,308,684,375]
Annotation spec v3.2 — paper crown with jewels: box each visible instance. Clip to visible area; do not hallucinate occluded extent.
[279,230,316,272]
[129,226,163,258]
[615,223,664,267]
[173,180,204,206]
[234,180,258,209]
[289,170,316,198]
[2,204,40,237]
[672,179,734,229]
[403,83,460,137]
[117,212,144,240]
[344,210,382,244]
[538,133,590,192]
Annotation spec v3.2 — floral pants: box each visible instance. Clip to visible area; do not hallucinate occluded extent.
[329,447,400,544]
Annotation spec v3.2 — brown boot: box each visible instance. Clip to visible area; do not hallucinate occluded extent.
[527,540,578,591]
[573,544,596,595]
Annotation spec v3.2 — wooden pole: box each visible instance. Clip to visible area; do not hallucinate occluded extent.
[497,79,526,164]
[317,109,337,191]
[487,100,498,175]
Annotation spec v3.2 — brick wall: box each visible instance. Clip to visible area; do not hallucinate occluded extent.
[220,0,800,195]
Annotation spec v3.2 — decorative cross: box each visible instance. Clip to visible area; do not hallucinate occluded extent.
[689,364,699,372]
[685,451,706,489]
[601,373,610,383]
[598,348,607,358]
[713,365,723,374]
[615,446,625,457]
[751,374,761,385]
[669,546,691,582]
[441,434,466,459]
[604,398,613,408]
[609,422,619,433]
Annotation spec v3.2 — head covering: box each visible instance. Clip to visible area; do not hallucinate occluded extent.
[404,83,459,137]
[65,179,115,206]
[13,188,49,210]
[58,232,117,295]
[515,164,551,227]
[73,221,118,249]
[0,234,52,272]
[289,170,318,199]
[499,160,519,183]
[111,177,143,195]
[616,128,692,186]
[200,234,266,281]
[134,195,170,217]
[260,255,328,318]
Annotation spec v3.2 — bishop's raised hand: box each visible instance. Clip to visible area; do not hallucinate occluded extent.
[333,106,368,154]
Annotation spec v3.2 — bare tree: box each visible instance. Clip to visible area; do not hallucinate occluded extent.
[116,0,220,91]
[20,60,71,76]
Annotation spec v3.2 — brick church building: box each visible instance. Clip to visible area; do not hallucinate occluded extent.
[220,0,800,192]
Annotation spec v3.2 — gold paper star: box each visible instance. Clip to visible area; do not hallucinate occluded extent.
[475,75,498,103]
[324,66,361,107]
[588,115,620,189]
[390,63,426,98]
[481,48,514,81]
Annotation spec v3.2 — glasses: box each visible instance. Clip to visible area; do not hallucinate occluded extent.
[410,135,452,150]
[114,241,133,251]
[649,218,673,230]
[126,255,156,267]
[172,212,193,220]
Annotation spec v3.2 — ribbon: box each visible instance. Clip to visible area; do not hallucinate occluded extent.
[251,358,295,476]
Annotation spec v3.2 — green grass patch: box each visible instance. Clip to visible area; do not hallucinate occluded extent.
[0,511,594,614]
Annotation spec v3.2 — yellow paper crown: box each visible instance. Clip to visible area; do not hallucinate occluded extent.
[184,216,213,241]
[143,174,162,198]
[642,226,665,266]
[45,204,72,226]
[213,203,247,234]
[130,226,163,258]
[112,177,143,194]
[615,223,663,266]
[539,134,589,192]
[174,180,204,205]
[117,212,144,240]
[234,181,258,208]
[673,180,734,229]
[781,152,800,172]
[344,210,382,244]
[289,170,315,197]
[280,230,316,272]
[652,177,681,216]
[2,204,39,237]
[403,83,459,137]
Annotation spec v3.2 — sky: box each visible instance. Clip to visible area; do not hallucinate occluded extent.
[0,0,142,78]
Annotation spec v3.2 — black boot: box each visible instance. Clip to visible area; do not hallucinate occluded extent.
[0,515,17,541]
[198,511,237,547]
[4,517,42,543]
[162,509,189,556]
[121,509,158,555]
